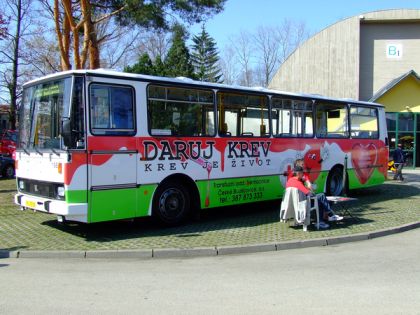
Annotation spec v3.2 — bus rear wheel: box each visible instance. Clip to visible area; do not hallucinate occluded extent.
[153,181,190,226]
[326,167,344,196]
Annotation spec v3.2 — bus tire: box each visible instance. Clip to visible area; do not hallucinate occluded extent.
[326,167,344,196]
[153,181,190,226]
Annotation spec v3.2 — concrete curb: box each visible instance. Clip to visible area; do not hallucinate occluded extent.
[2,221,419,259]
[217,243,276,255]
[153,247,217,258]
[86,249,152,259]
[18,250,86,259]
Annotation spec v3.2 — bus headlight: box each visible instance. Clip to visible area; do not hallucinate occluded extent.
[57,185,65,199]
[18,180,25,190]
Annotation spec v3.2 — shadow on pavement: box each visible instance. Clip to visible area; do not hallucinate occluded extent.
[41,181,420,243]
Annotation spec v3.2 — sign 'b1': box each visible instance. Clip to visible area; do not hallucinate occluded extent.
[386,44,403,59]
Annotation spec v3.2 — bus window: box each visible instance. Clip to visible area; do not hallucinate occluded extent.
[350,106,379,139]
[217,92,269,137]
[148,85,215,137]
[272,98,313,137]
[315,102,348,138]
[90,84,135,135]
[69,77,85,149]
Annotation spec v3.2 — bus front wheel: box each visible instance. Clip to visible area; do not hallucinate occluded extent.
[326,167,344,196]
[153,181,190,226]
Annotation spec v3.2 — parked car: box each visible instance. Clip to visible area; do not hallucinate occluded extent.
[0,129,18,157]
[0,155,15,178]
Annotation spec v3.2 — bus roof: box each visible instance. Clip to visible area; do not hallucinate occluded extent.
[24,69,384,108]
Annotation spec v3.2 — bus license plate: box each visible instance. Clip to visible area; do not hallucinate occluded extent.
[25,200,36,208]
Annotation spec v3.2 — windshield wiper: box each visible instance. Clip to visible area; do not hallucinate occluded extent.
[19,141,30,155]
[34,147,43,156]
[50,147,60,156]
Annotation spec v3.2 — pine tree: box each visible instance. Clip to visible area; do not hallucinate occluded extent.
[153,55,167,76]
[191,25,223,83]
[124,53,154,75]
[165,24,195,79]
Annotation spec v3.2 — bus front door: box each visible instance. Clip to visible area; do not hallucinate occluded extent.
[88,150,138,223]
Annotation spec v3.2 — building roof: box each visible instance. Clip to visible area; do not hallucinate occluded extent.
[369,70,420,102]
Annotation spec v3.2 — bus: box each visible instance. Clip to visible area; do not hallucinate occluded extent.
[14,69,388,225]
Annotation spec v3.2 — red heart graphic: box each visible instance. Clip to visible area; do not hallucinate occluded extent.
[303,147,322,182]
[352,143,378,184]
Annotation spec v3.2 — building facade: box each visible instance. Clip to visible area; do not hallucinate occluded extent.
[269,9,420,167]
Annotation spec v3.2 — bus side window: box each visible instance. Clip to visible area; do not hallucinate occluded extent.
[90,84,135,135]
[271,98,312,138]
[315,102,348,138]
[350,106,378,139]
[217,92,268,137]
[147,85,215,137]
[220,122,231,136]
[111,88,134,129]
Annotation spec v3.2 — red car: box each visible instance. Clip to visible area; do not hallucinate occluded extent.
[0,130,18,157]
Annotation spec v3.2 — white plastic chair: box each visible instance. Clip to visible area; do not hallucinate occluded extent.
[280,187,320,231]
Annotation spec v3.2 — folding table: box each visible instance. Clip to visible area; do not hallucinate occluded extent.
[326,196,358,219]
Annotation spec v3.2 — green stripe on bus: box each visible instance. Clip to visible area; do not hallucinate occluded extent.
[196,175,283,209]
[347,168,386,189]
[65,190,87,203]
[88,184,156,223]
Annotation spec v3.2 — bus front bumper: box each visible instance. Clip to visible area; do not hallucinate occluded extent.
[15,193,88,223]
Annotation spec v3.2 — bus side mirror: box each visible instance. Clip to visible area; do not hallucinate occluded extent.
[61,119,71,147]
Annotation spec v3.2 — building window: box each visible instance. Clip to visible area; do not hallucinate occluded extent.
[386,113,397,131]
[398,112,414,131]
[386,112,418,168]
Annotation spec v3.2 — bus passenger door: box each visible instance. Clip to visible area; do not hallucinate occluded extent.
[87,82,138,223]
[88,150,137,223]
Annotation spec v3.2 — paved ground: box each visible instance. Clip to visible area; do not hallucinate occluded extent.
[1,228,419,314]
[0,170,419,253]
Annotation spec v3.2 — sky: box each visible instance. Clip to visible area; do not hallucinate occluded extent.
[190,0,420,47]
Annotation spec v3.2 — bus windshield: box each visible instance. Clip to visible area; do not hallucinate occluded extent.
[20,77,72,150]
